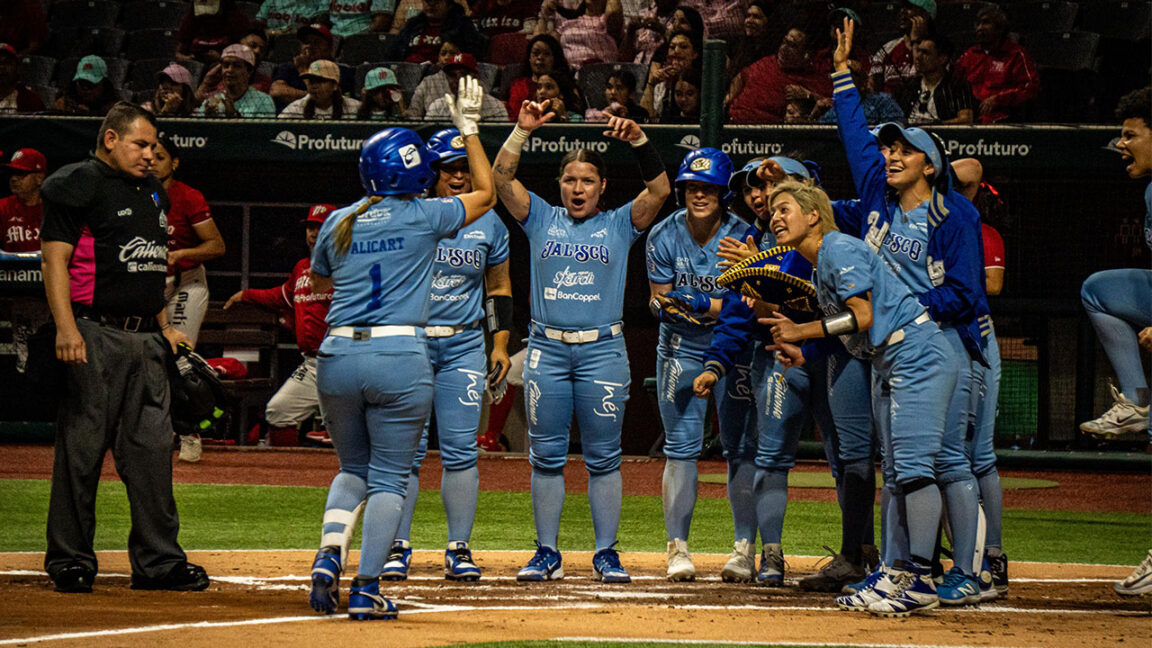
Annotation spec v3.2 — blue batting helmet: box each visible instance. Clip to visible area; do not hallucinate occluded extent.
[675,147,734,207]
[426,128,467,165]
[358,127,436,196]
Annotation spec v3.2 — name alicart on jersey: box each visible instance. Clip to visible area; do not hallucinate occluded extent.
[540,240,610,264]
[435,246,483,269]
[882,231,923,261]
[350,236,404,254]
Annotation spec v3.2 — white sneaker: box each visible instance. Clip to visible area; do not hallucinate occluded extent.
[666,538,695,581]
[1115,549,1152,597]
[1080,384,1150,437]
[178,435,202,463]
[720,538,756,582]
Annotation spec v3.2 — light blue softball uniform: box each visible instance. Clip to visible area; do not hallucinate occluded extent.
[812,231,956,489]
[646,209,748,461]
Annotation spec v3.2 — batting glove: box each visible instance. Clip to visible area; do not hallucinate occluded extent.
[445,76,484,137]
[664,289,711,313]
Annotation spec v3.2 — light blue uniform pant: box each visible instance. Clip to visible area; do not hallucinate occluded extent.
[317,335,433,578]
[935,326,981,575]
[1081,269,1152,405]
[968,327,1003,549]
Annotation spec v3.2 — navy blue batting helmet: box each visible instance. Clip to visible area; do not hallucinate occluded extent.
[426,128,467,166]
[675,147,734,207]
[359,127,436,196]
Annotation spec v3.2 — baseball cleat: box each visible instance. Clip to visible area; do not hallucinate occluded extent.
[380,540,412,581]
[977,556,998,601]
[756,543,785,587]
[938,567,981,605]
[836,563,895,611]
[1115,549,1152,597]
[444,541,481,581]
[1080,383,1150,437]
[987,548,1009,595]
[347,577,398,621]
[666,538,695,581]
[799,546,868,592]
[867,560,939,617]
[720,538,756,583]
[517,541,564,581]
[309,547,341,614]
[592,546,631,583]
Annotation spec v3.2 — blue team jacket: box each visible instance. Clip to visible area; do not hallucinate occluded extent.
[830,69,991,365]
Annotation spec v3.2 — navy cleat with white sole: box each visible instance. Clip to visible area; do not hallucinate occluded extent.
[347,577,398,621]
[309,547,341,614]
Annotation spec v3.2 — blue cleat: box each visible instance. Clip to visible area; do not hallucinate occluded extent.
[867,560,939,617]
[517,541,564,581]
[444,541,481,581]
[380,540,412,581]
[347,577,398,621]
[309,548,341,614]
[592,545,631,583]
[938,566,981,606]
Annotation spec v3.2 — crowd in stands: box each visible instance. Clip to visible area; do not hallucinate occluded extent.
[0,0,1147,123]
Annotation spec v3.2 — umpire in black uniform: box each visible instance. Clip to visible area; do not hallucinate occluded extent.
[40,102,210,593]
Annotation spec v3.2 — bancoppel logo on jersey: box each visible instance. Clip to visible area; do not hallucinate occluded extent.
[540,240,610,264]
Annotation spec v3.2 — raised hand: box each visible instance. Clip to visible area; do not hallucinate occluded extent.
[517,100,555,132]
[602,115,643,142]
[833,16,854,73]
[445,75,484,136]
[717,234,758,268]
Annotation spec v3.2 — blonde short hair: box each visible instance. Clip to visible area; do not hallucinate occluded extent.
[769,180,838,235]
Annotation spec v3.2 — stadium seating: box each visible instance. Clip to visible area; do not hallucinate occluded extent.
[121,28,179,61]
[1006,1,1079,34]
[477,61,499,93]
[234,1,260,21]
[936,2,996,35]
[45,26,125,58]
[1021,30,1101,122]
[1021,30,1099,71]
[339,33,395,65]
[18,56,56,88]
[49,0,119,30]
[1076,0,1151,41]
[118,1,189,33]
[126,58,203,92]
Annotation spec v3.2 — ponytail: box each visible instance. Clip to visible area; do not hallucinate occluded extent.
[332,196,384,256]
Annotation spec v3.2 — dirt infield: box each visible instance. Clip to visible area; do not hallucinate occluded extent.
[1,444,1150,647]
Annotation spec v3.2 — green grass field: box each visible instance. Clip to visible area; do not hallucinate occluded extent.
[1,479,1147,564]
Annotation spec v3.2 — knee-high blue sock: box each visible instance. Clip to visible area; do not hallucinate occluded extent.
[754,469,789,545]
[727,460,757,543]
[392,470,419,542]
[885,485,910,564]
[589,469,622,551]
[942,477,980,576]
[977,470,1003,549]
[442,466,479,543]
[903,484,943,564]
[531,468,565,549]
[356,491,405,578]
[321,471,367,563]
[662,459,698,541]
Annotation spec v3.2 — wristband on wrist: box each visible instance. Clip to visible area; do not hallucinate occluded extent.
[820,310,858,337]
[630,133,649,147]
[160,322,172,331]
[502,125,530,155]
[633,137,664,183]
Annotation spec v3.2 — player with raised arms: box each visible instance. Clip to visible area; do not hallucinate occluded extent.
[827,17,991,609]
[493,103,670,583]
[645,147,748,581]
[380,127,513,582]
[762,180,955,617]
[305,77,496,620]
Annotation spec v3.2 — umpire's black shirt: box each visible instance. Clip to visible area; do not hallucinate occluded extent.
[40,155,171,317]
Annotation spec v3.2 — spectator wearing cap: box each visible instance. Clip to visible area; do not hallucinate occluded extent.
[424,53,509,120]
[356,66,406,119]
[897,31,975,125]
[271,24,353,107]
[279,59,361,119]
[953,4,1039,124]
[329,0,397,37]
[197,28,275,103]
[0,43,45,113]
[144,64,197,117]
[870,0,935,97]
[0,148,46,253]
[404,39,459,119]
[222,203,335,447]
[176,0,252,66]
[196,43,276,117]
[0,0,47,57]
[255,0,326,34]
[52,56,119,117]
[535,0,623,68]
[387,0,484,64]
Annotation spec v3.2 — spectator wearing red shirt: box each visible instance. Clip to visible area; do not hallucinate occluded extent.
[953,5,1039,124]
[176,0,253,66]
[0,148,45,253]
[727,26,830,124]
[0,44,45,114]
[0,0,47,57]
[869,0,934,97]
[505,34,573,121]
[223,204,335,446]
[472,0,537,37]
[387,0,484,64]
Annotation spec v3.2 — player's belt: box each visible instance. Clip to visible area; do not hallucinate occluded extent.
[883,312,932,347]
[425,320,481,338]
[329,325,418,340]
[532,321,623,344]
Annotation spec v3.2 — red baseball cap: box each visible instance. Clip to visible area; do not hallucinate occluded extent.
[297,23,334,44]
[444,53,478,75]
[6,148,46,173]
[302,203,336,224]
[0,43,17,59]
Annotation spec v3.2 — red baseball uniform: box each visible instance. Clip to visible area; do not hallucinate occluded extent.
[166,180,213,274]
[241,257,332,355]
[982,222,1004,271]
[0,195,42,252]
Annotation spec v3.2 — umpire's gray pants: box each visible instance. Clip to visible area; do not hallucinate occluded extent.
[44,317,187,581]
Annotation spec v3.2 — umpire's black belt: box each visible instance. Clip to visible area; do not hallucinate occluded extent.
[73,303,160,333]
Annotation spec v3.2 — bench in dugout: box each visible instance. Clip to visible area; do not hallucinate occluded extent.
[197,301,282,444]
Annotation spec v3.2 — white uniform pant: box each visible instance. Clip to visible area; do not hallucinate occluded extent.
[164,265,209,347]
[267,355,322,428]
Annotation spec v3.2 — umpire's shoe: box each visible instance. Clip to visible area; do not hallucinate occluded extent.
[309,546,342,614]
[444,541,481,581]
[130,562,210,591]
[517,541,564,581]
[380,540,412,581]
[52,563,95,593]
[592,545,631,583]
[867,560,939,617]
[347,576,398,621]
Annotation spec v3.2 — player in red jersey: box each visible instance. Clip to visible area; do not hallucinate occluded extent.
[0,148,46,253]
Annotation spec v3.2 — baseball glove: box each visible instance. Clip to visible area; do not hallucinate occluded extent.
[717,246,819,321]
[652,291,705,326]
